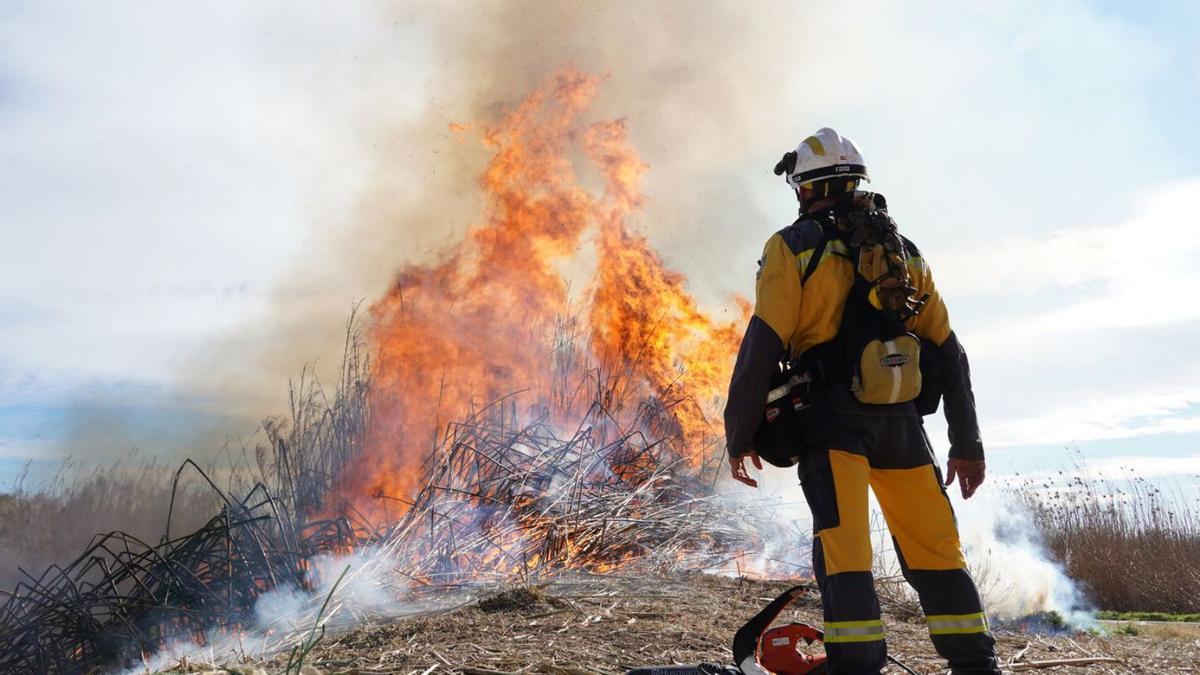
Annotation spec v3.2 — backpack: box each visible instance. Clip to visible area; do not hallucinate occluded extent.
[826,192,929,405]
[752,193,933,468]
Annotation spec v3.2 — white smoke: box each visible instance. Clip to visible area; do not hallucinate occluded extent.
[956,491,1091,624]
[716,468,816,578]
[867,488,1091,624]
[125,544,467,674]
[721,466,1091,624]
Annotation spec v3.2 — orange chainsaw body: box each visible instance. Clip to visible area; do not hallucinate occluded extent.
[757,622,827,675]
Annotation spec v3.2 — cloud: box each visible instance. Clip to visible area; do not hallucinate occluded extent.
[1014,453,1200,484]
[0,2,383,386]
[0,438,53,463]
[906,179,1200,451]
[935,178,1200,327]
[987,389,1200,448]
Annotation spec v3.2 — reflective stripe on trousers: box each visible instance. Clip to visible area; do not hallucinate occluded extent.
[927,612,989,636]
[823,618,885,644]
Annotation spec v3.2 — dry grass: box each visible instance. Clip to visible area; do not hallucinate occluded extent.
[150,574,1200,675]
[0,456,223,592]
[1014,463,1200,613]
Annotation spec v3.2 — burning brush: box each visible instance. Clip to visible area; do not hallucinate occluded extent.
[0,391,785,672]
[0,70,781,672]
[352,68,747,519]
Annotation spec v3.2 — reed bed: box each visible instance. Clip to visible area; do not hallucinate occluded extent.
[1014,462,1200,613]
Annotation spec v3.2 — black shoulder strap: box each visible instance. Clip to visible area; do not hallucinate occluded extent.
[801,222,829,284]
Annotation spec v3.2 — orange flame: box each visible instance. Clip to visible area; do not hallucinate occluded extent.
[349,70,747,515]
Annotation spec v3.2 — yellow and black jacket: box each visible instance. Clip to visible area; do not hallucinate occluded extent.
[724,194,983,460]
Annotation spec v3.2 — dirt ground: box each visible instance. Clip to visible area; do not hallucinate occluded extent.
[165,573,1200,675]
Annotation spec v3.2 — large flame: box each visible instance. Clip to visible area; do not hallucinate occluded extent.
[350,70,746,516]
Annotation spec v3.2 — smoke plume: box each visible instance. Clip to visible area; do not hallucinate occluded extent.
[16,1,1092,625]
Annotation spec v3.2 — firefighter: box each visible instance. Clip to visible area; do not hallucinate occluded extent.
[724,128,1001,675]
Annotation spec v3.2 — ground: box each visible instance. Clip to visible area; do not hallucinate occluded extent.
[159,574,1200,675]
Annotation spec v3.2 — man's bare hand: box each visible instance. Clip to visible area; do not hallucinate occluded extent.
[729,452,763,488]
[945,458,986,499]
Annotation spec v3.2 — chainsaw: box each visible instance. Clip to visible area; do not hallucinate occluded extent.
[626,586,826,675]
[626,586,917,675]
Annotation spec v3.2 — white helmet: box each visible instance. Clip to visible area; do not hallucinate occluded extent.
[774,127,869,190]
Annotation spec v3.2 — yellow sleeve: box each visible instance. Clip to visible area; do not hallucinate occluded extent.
[754,233,802,346]
[905,254,952,345]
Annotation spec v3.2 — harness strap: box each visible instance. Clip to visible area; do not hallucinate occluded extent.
[801,221,829,285]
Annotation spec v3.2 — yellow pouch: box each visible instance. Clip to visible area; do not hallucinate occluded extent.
[851,334,922,405]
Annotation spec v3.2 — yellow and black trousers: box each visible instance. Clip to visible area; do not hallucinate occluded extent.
[800,411,999,675]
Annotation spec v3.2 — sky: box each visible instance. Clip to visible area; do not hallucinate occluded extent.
[1,1,1199,496]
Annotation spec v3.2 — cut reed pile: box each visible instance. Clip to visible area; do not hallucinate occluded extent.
[362,401,769,583]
